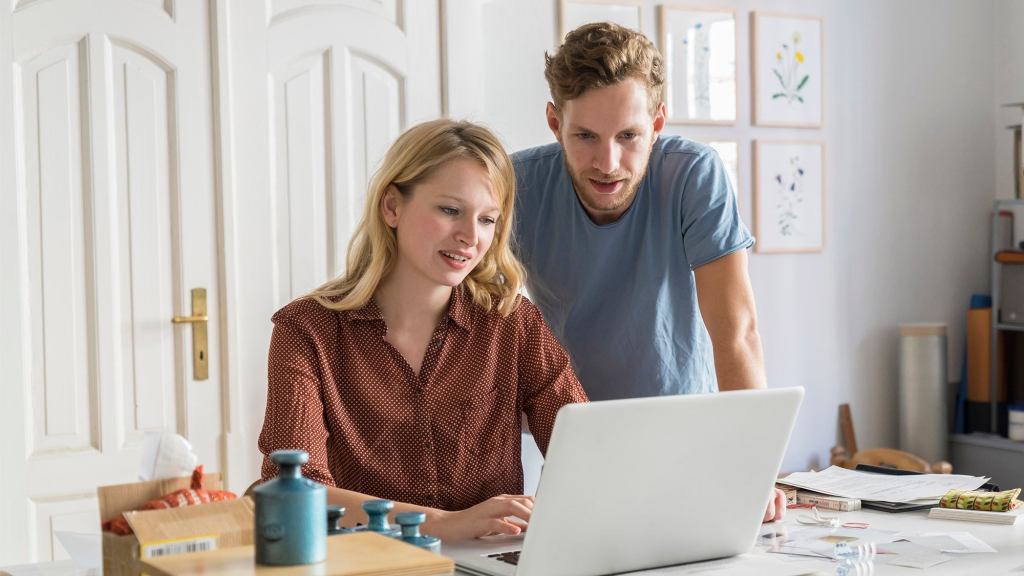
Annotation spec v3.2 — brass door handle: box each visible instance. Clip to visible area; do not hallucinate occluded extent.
[171,288,209,380]
[172,315,209,324]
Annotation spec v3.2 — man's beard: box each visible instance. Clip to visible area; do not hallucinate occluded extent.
[564,157,648,222]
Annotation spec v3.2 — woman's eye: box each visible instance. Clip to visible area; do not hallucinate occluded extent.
[440,206,459,216]
[480,216,497,225]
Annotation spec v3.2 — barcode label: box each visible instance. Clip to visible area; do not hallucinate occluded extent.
[141,535,218,558]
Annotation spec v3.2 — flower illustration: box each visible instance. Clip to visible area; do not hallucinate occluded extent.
[770,31,810,104]
[774,155,805,236]
[683,20,712,115]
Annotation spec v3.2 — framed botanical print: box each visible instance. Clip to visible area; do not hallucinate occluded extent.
[753,140,825,253]
[658,5,737,124]
[751,12,823,128]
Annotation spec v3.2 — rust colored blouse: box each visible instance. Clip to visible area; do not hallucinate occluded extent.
[258,287,587,511]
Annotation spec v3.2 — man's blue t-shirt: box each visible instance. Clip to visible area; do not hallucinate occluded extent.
[512,136,753,401]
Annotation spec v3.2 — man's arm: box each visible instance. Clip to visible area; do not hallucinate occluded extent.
[693,249,766,390]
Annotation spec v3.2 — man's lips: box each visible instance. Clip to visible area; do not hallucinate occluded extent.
[589,178,624,195]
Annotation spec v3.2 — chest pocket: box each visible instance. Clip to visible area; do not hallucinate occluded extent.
[435,384,508,457]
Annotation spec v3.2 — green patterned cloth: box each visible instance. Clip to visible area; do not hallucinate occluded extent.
[939,488,1021,512]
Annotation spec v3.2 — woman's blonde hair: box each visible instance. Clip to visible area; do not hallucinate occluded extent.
[307,118,525,316]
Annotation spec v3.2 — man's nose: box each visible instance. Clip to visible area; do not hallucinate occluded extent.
[594,140,620,174]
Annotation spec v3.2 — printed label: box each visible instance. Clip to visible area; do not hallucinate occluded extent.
[141,535,218,558]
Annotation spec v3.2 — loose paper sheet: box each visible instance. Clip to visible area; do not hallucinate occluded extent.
[777,466,989,503]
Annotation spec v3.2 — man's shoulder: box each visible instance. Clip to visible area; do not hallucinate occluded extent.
[652,135,714,161]
[512,141,563,169]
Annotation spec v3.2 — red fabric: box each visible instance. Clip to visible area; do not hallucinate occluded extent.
[101,465,237,535]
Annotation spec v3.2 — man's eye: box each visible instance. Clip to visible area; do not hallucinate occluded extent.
[576,133,595,141]
[620,132,638,140]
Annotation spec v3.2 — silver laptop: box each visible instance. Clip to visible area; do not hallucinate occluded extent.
[446,387,804,576]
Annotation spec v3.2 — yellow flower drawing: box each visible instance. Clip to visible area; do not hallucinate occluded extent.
[771,33,810,104]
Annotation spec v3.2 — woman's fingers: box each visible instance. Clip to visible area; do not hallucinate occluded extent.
[762,488,785,523]
[486,518,522,536]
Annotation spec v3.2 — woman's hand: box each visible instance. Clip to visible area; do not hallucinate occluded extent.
[421,494,534,541]
[762,488,787,523]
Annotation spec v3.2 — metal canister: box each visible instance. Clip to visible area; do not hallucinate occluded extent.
[254,450,326,565]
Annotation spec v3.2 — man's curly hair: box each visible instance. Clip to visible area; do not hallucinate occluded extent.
[544,22,664,115]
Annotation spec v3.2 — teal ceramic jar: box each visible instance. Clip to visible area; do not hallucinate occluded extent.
[254,450,326,565]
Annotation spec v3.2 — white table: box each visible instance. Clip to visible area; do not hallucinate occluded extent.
[8,508,1024,575]
[451,507,1024,575]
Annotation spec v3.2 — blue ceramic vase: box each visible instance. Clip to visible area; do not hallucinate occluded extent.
[254,450,326,565]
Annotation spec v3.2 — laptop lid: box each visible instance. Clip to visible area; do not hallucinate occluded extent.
[449,387,804,576]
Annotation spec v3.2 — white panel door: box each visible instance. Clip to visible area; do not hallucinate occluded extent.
[213,0,441,494]
[0,0,223,564]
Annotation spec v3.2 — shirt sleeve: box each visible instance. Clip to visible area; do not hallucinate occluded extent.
[516,299,589,455]
[679,148,754,269]
[258,315,335,486]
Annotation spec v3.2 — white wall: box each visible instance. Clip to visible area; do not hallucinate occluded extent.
[466,0,1006,471]
[995,0,1024,200]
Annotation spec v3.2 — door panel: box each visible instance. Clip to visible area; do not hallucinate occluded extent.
[18,41,96,457]
[268,4,408,304]
[111,41,178,435]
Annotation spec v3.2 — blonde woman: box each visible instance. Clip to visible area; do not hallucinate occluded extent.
[258,119,587,541]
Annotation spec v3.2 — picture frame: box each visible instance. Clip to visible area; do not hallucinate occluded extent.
[658,5,737,125]
[559,0,643,42]
[753,140,825,253]
[751,12,823,128]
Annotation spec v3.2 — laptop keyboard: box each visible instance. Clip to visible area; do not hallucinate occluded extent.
[487,551,521,566]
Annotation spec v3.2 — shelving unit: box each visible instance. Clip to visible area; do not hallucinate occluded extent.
[950,198,1024,487]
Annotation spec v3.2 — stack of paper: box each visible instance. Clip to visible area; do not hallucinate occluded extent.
[776,466,990,504]
[929,506,1024,525]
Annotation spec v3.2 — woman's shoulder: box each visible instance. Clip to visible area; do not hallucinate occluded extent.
[272,296,342,333]
[467,292,542,328]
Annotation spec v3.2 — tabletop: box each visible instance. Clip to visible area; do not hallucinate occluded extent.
[449,507,1024,575]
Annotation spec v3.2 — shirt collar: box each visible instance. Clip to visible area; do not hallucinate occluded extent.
[346,286,473,332]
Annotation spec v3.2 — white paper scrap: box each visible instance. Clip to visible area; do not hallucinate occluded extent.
[911,531,997,554]
[55,531,101,570]
[888,553,955,569]
[140,432,198,481]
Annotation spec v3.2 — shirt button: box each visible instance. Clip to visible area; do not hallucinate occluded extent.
[424,441,433,450]
[414,387,424,396]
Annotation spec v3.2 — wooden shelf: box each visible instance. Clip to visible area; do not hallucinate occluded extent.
[995,251,1024,264]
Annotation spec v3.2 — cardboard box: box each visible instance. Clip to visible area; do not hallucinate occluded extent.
[98,473,254,576]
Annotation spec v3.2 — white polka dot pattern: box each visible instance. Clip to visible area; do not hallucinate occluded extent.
[258,286,588,511]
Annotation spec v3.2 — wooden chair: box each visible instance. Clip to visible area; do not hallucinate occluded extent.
[830,404,952,474]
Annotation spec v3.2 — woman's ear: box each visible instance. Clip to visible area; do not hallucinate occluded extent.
[381,185,402,228]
